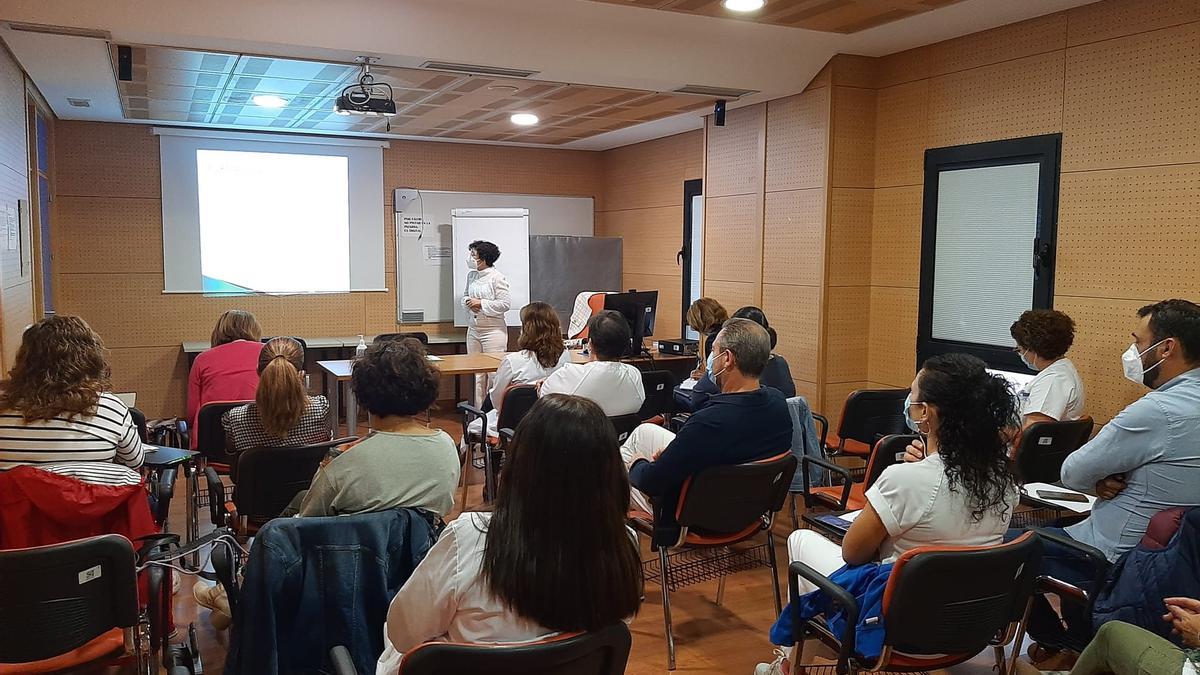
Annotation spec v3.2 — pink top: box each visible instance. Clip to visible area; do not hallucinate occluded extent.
[187,340,262,448]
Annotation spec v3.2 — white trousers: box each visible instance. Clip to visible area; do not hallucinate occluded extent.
[620,423,676,514]
[788,528,847,595]
[466,325,508,406]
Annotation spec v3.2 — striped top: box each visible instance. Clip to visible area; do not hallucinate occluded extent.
[0,393,145,476]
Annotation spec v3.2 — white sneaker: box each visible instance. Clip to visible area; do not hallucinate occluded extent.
[753,647,789,675]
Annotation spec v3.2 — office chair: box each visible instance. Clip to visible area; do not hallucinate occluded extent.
[827,388,909,460]
[261,336,309,350]
[459,384,538,504]
[1014,417,1095,484]
[374,332,429,345]
[609,413,642,443]
[631,451,796,670]
[790,532,1043,675]
[636,369,675,424]
[801,434,917,513]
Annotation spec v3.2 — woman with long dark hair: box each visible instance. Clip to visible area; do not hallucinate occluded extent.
[377,394,642,671]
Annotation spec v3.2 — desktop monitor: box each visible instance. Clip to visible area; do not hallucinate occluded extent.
[604,290,658,356]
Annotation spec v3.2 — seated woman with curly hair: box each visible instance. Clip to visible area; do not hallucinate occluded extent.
[1010,309,1085,427]
[295,338,460,517]
[0,316,143,486]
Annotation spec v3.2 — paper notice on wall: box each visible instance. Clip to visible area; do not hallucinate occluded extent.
[423,244,451,265]
[400,214,429,239]
[5,205,16,252]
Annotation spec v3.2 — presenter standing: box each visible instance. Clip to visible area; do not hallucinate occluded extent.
[462,240,511,405]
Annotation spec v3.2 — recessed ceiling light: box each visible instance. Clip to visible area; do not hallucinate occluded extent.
[722,0,765,12]
[251,94,289,108]
[510,112,539,126]
[488,85,520,93]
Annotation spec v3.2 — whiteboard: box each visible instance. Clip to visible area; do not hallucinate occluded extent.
[395,190,593,323]
[452,209,530,327]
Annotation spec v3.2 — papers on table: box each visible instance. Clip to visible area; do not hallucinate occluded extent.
[426,354,443,362]
[678,377,698,391]
[842,509,863,522]
[1021,482,1096,513]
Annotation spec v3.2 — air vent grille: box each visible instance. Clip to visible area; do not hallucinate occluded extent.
[673,85,758,98]
[400,310,425,324]
[6,22,110,40]
[420,61,538,78]
[66,98,91,108]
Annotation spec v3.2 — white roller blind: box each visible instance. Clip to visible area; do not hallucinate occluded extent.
[931,163,1040,346]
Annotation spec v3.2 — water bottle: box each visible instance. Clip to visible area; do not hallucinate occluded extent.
[355,335,367,360]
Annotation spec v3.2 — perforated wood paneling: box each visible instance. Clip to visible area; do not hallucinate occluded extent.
[107,346,190,419]
[598,130,703,211]
[383,139,600,198]
[806,65,832,92]
[929,12,1067,76]
[762,189,825,287]
[827,189,873,287]
[874,80,929,189]
[870,186,923,288]
[765,90,829,193]
[706,104,765,198]
[824,381,870,429]
[596,206,683,277]
[762,283,821,383]
[1057,165,1200,299]
[831,55,879,89]
[867,286,917,388]
[272,293,368,337]
[1062,23,1200,172]
[1067,0,1200,47]
[625,272,682,337]
[55,122,160,198]
[703,194,763,282]
[1053,295,1148,424]
[876,46,932,89]
[56,196,163,274]
[364,273,400,332]
[825,286,870,383]
[831,87,877,189]
[795,380,820,412]
[702,280,760,319]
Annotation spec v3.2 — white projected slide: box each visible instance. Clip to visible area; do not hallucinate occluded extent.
[196,149,349,294]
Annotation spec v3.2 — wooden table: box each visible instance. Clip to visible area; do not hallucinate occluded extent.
[316,353,506,436]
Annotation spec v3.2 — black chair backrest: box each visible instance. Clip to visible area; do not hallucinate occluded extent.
[497,385,539,434]
[196,400,252,462]
[234,437,355,520]
[262,336,308,350]
[0,534,139,663]
[375,332,430,345]
[677,452,797,535]
[1015,417,1095,484]
[636,370,675,420]
[864,434,919,490]
[838,388,909,447]
[609,414,641,444]
[130,406,149,442]
[398,623,631,675]
[883,533,1042,656]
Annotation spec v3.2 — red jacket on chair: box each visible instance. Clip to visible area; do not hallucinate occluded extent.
[0,465,156,550]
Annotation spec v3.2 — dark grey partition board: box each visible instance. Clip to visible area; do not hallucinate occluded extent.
[529,235,622,328]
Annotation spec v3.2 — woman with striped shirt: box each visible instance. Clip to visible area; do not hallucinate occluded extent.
[0,316,143,486]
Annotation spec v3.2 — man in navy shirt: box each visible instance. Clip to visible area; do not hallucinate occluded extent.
[623,318,793,541]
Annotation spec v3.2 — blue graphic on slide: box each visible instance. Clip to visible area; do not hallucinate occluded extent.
[202,275,255,294]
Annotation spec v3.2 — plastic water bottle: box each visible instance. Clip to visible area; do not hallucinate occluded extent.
[355,335,367,360]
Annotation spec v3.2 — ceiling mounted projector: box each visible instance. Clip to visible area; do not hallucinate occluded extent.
[334,58,397,117]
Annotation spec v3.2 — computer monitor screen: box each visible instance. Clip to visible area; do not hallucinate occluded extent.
[604,290,658,356]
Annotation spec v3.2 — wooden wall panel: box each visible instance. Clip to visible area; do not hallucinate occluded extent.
[870,186,922,288]
[107,347,190,420]
[1067,0,1200,47]
[928,12,1067,76]
[874,80,929,188]
[1062,23,1200,172]
[765,90,829,193]
[595,206,683,277]
[703,193,763,284]
[823,380,869,429]
[382,139,600,199]
[702,280,760,319]
[706,104,765,198]
[826,189,873,287]
[55,122,160,198]
[867,286,918,388]
[762,189,824,287]
[762,283,821,384]
[824,286,870,383]
[795,379,820,411]
[598,130,701,211]
[1056,165,1200,300]
[875,46,931,89]
[1053,295,1149,424]
[0,44,33,370]
[830,87,877,189]
[55,196,162,274]
[927,51,1065,149]
[829,55,878,90]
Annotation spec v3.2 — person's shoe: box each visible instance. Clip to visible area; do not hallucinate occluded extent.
[171,571,180,595]
[1026,642,1077,671]
[754,648,790,675]
[193,580,233,629]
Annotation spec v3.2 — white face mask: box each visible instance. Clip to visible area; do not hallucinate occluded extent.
[1122,339,1166,386]
[466,256,479,269]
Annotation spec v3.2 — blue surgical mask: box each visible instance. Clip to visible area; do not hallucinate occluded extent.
[1018,349,1039,372]
[707,349,727,388]
[903,393,928,433]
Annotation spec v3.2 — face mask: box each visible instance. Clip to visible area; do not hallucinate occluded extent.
[708,350,728,389]
[1019,349,1039,372]
[1122,339,1166,386]
[903,393,921,432]
[466,256,479,269]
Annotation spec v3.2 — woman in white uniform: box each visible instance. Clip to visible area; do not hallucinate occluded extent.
[1010,309,1086,428]
[462,240,511,405]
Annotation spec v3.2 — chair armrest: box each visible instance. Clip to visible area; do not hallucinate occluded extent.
[811,413,830,455]
[457,401,486,437]
[204,466,228,527]
[158,466,178,500]
[790,561,859,665]
[802,455,853,510]
[498,428,515,445]
[1031,528,1111,608]
[330,646,358,675]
